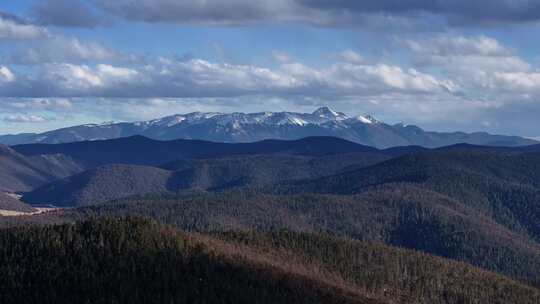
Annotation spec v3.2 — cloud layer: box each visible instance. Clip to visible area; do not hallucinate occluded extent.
[29,0,540,28]
[0,58,457,99]
[1,3,540,138]
[0,12,48,39]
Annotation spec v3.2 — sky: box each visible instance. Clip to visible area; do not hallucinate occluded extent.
[0,1,540,139]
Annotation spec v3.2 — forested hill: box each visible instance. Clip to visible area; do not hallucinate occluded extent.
[1,218,538,304]
[23,152,389,207]
[12,136,382,167]
[280,150,540,242]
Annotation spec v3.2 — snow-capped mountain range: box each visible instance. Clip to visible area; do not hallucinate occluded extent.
[0,107,536,148]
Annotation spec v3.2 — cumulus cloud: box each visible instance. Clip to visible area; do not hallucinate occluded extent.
[338,50,363,64]
[38,63,139,94]
[0,11,137,66]
[0,66,15,82]
[405,35,512,57]
[272,51,294,64]
[404,35,540,98]
[0,12,48,39]
[0,57,456,99]
[493,72,540,93]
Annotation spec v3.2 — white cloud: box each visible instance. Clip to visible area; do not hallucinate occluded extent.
[0,13,48,40]
[404,35,525,72]
[272,51,294,64]
[0,66,15,82]
[0,12,137,66]
[338,50,363,64]
[1,57,456,99]
[405,35,540,100]
[5,37,127,65]
[405,35,511,57]
[320,63,458,94]
[493,72,540,92]
[4,99,73,111]
[97,64,138,78]
[39,63,139,93]
[3,114,50,123]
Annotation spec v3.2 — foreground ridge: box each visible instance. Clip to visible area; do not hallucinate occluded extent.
[1,218,538,304]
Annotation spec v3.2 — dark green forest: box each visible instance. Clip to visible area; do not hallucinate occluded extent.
[1,218,538,304]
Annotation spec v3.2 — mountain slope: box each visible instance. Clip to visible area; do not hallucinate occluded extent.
[23,152,389,206]
[1,107,535,148]
[0,144,84,192]
[23,165,176,207]
[216,230,540,304]
[0,193,34,213]
[30,190,540,288]
[282,150,540,243]
[1,218,537,304]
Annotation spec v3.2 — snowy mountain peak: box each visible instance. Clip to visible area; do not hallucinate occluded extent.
[354,115,379,124]
[312,107,348,120]
[0,107,536,148]
[146,114,186,127]
[142,107,352,129]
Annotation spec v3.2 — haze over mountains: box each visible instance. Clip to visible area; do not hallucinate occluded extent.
[1,107,536,148]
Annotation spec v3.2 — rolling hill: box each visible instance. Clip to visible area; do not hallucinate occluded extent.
[23,164,177,207]
[281,150,540,242]
[23,152,389,206]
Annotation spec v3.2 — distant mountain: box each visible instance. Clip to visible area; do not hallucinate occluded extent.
[1,107,536,148]
[12,136,383,168]
[0,144,84,193]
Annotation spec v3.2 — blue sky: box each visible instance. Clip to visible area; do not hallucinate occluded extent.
[1,0,540,139]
